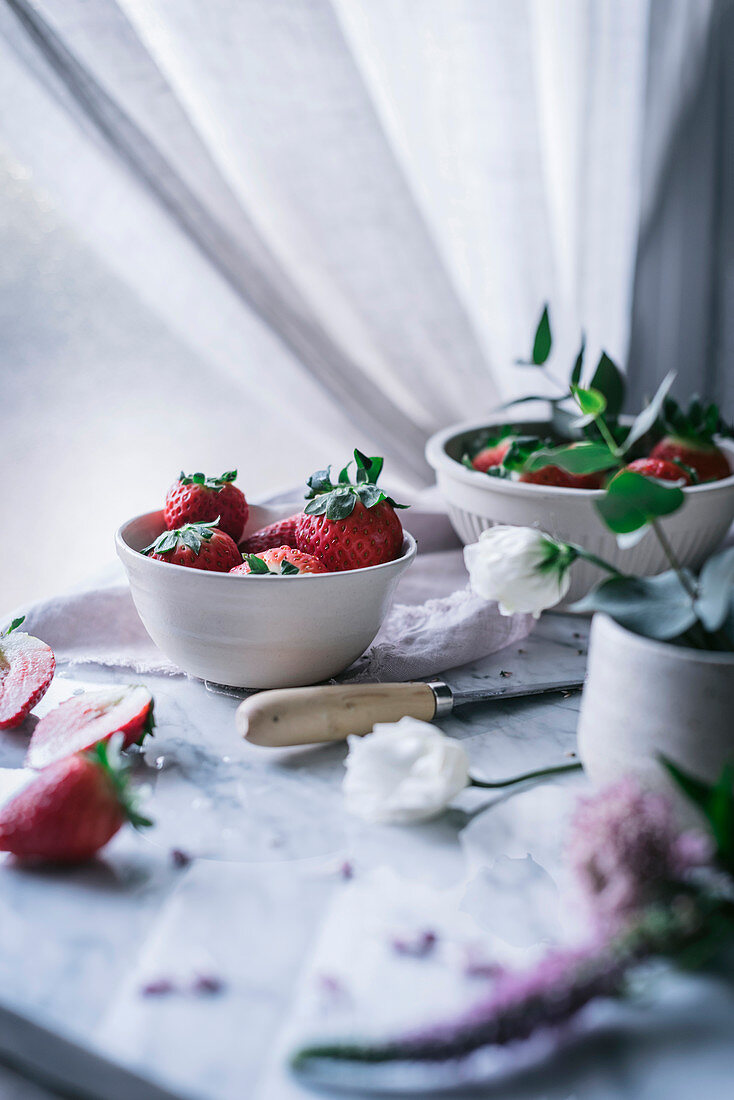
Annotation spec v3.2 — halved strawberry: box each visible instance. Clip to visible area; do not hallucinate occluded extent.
[231,547,327,576]
[0,740,152,863]
[164,470,248,541]
[26,685,154,770]
[0,617,55,730]
[240,513,302,554]
[650,397,732,482]
[471,438,514,473]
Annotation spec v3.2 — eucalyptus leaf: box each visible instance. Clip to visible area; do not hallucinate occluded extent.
[695,546,734,631]
[622,371,676,453]
[595,469,685,534]
[590,352,625,419]
[570,571,697,640]
[525,441,616,475]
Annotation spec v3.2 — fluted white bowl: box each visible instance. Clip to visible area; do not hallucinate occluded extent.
[116,509,416,688]
[426,415,734,605]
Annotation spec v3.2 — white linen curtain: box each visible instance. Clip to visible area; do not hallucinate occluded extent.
[1,0,650,605]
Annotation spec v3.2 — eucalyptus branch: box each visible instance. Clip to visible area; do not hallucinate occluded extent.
[650,519,698,602]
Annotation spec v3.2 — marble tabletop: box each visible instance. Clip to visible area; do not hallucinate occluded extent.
[1,612,733,1099]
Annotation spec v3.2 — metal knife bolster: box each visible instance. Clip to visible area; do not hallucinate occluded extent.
[426,677,584,717]
[426,680,454,717]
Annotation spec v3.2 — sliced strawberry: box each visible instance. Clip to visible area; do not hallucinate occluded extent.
[231,546,328,575]
[240,513,302,553]
[472,438,514,473]
[26,685,154,770]
[0,618,55,730]
[0,740,151,863]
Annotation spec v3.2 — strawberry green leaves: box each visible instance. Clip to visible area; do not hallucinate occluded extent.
[179,470,237,491]
[595,470,684,536]
[243,554,300,575]
[143,518,220,556]
[304,449,407,520]
[571,384,607,427]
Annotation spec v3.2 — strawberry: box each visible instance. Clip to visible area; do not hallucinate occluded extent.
[231,547,328,576]
[0,617,55,730]
[26,685,154,770]
[625,457,694,485]
[143,519,242,572]
[164,470,248,541]
[0,740,152,863]
[295,450,407,572]
[650,397,732,482]
[471,438,514,473]
[240,513,302,553]
[518,467,604,489]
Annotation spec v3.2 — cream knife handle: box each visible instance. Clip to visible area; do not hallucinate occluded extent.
[236,683,438,747]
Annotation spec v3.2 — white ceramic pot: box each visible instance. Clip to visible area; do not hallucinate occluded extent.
[425,415,734,605]
[578,614,734,803]
[116,510,416,688]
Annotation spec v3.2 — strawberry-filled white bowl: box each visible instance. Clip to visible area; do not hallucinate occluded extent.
[426,413,734,605]
[116,508,416,689]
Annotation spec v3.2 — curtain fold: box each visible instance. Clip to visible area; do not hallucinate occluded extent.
[627,0,733,417]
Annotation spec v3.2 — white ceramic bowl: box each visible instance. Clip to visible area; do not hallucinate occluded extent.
[426,414,734,605]
[116,509,416,688]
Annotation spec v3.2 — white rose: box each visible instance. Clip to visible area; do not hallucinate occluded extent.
[464,525,573,617]
[343,718,470,824]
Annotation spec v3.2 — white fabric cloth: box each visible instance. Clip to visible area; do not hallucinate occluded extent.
[20,547,534,685]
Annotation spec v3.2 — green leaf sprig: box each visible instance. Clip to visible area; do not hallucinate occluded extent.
[1,615,25,637]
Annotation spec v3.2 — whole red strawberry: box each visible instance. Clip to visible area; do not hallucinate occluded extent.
[0,616,55,730]
[0,741,152,863]
[295,450,407,571]
[650,397,732,483]
[240,513,302,553]
[625,457,694,485]
[143,519,242,572]
[472,438,514,473]
[231,547,328,576]
[164,470,248,541]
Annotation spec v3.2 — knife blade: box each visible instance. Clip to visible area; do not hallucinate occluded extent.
[234,676,584,747]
